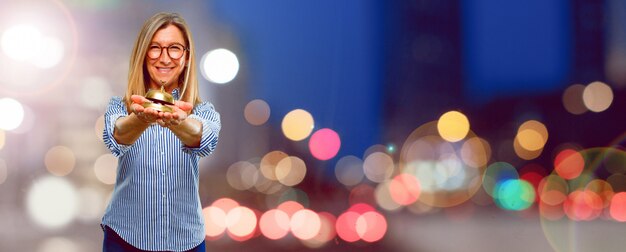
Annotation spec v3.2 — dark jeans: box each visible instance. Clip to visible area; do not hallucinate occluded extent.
[102,225,206,252]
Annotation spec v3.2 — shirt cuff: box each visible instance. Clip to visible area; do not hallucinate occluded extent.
[103,114,133,157]
[181,114,219,157]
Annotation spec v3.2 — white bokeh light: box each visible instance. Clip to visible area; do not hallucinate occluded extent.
[31,36,65,69]
[80,76,112,110]
[201,48,239,84]
[1,24,42,61]
[94,154,117,185]
[26,176,79,229]
[76,187,106,222]
[37,237,80,252]
[11,103,35,134]
[0,159,7,185]
[0,98,25,131]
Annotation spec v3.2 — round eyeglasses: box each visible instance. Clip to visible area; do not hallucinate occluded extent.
[147,43,188,60]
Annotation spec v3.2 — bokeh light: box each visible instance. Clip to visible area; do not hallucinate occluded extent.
[275,156,306,186]
[335,155,365,187]
[389,173,421,206]
[554,149,584,180]
[582,81,613,112]
[1,24,42,61]
[94,115,104,142]
[335,211,361,242]
[44,145,75,177]
[203,206,227,238]
[607,174,626,193]
[26,176,78,229]
[290,209,321,240]
[363,151,394,183]
[562,84,588,115]
[336,204,387,242]
[356,211,387,242]
[281,109,314,141]
[604,148,626,175]
[437,111,470,142]
[244,99,271,126]
[226,161,258,190]
[610,192,626,222]
[349,184,377,207]
[400,121,486,208]
[563,190,603,221]
[0,159,7,185]
[37,237,80,252]
[277,200,305,217]
[93,154,117,185]
[375,181,403,211]
[0,97,25,131]
[302,212,336,248]
[0,130,5,150]
[79,76,112,110]
[201,48,239,84]
[1,24,65,69]
[260,151,288,181]
[538,175,569,207]
[513,136,543,160]
[76,187,105,222]
[11,103,35,134]
[516,120,548,151]
[494,179,536,211]
[226,206,257,238]
[483,162,519,197]
[31,36,65,69]
[585,179,613,209]
[259,209,290,240]
[460,137,491,168]
[309,128,341,160]
[278,188,310,207]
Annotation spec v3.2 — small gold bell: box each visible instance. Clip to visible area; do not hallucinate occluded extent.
[143,81,174,112]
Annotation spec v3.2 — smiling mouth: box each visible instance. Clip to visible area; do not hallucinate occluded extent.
[156,67,174,73]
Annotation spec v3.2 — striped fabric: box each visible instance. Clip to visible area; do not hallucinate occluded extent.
[101,88,220,251]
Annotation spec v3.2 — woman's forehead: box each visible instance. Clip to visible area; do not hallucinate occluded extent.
[151,25,185,44]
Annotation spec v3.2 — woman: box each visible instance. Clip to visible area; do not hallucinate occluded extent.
[101,12,220,252]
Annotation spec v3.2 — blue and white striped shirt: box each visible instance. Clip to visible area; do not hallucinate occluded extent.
[101,89,220,251]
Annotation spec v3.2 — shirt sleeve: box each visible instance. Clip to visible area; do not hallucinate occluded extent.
[102,96,132,157]
[182,101,221,157]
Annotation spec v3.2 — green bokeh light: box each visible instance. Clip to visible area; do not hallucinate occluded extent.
[494,179,536,211]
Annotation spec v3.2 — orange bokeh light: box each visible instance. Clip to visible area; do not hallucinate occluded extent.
[610,192,626,222]
[554,149,585,180]
[389,173,421,206]
[259,209,290,240]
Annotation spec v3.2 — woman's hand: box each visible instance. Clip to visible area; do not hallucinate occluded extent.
[130,95,160,124]
[156,100,194,128]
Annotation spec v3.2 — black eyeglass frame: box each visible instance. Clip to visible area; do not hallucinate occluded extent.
[146,43,189,60]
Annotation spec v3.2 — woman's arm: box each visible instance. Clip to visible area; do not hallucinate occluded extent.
[112,95,160,145]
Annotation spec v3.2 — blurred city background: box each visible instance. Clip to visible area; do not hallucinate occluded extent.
[0,0,625,251]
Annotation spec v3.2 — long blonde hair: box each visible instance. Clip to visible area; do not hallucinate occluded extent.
[124,12,200,113]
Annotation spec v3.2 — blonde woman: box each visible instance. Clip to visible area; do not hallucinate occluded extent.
[101,12,220,252]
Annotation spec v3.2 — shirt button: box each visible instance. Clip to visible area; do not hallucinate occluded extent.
[162,172,165,176]
[162,194,166,198]
[160,151,164,155]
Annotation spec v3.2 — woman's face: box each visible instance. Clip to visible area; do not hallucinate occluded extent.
[145,24,187,91]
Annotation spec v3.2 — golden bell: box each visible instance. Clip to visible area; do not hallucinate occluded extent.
[143,85,174,112]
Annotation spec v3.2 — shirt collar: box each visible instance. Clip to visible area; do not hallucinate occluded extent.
[172,88,180,100]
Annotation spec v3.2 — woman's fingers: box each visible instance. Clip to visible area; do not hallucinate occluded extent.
[131,95,147,104]
[174,100,193,112]
[130,103,144,114]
